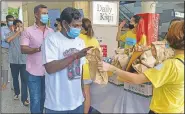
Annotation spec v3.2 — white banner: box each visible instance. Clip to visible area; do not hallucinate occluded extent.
[175,12,184,18]
[92,1,118,25]
[1,1,8,21]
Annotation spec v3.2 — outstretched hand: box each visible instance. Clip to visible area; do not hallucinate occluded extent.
[98,61,111,72]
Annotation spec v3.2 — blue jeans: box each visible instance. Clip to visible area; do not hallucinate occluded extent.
[89,106,101,114]
[27,72,45,114]
[10,64,28,103]
[45,104,84,113]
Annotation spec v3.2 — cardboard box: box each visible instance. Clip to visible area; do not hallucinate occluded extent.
[108,72,124,86]
[124,82,153,97]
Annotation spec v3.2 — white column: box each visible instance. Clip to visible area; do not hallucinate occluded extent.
[141,0,157,13]
[18,5,23,21]
[1,1,8,21]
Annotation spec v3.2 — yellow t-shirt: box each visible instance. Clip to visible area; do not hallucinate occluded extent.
[144,54,184,113]
[79,34,100,80]
[120,30,146,48]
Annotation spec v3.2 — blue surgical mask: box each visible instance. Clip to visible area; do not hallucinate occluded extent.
[40,14,49,24]
[8,21,13,26]
[66,26,81,39]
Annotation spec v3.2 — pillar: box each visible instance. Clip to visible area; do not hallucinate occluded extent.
[141,0,157,13]
[1,1,8,21]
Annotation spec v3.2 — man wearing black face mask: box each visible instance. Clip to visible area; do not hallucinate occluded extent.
[54,18,62,32]
[116,15,147,48]
[42,7,93,113]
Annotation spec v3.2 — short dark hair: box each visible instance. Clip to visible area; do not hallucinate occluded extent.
[6,15,14,20]
[34,4,47,14]
[132,15,141,24]
[13,19,22,26]
[56,18,60,22]
[60,7,81,24]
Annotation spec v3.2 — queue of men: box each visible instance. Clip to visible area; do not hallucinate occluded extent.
[1,3,184,114]
[1,5,91,114]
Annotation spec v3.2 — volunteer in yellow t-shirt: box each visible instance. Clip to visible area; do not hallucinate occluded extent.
[116,15,147,48]
[79,18,100,113]
[163,18,182,40]
[98,21,184,113]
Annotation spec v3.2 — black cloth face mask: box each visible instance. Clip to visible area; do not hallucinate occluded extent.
[128,24,135,29]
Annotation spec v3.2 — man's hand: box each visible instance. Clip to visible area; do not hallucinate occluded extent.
[34,46,41,53]
[75,46,94,59]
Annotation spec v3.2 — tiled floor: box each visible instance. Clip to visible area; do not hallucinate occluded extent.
[1,82,29,113]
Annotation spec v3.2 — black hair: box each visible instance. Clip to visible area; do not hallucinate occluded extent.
[60,7,81,25]
[6,15,14,20]
[132,15,141,24]
[34,4,47,14]
[56,18,60,22]
[13,19,22,26]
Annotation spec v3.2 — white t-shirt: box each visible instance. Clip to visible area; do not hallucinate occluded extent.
[42,32,86,111]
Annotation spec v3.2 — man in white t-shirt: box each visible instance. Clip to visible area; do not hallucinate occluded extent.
[42,7,93,113]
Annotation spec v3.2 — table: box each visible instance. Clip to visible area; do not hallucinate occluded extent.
[90,82,152,113]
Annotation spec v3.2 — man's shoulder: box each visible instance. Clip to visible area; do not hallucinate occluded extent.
[45,32,63,42]
[77,37,85,42]
[24,25,35,32]
[2,26,10,33]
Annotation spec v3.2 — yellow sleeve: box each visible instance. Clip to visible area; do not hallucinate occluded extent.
[143,60,176,88]
[120,33,127,42]
[94,38,100,48]
[82,61,91,80]
[138,34,147,46]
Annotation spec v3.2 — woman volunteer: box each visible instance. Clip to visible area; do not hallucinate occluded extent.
[116,15,147,48]
[98,21,184,113]
[79,18,100,113]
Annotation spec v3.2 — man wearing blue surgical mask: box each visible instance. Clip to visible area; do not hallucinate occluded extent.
[1,15,14,90]
[42,7,93,113]
[20,4,53,113]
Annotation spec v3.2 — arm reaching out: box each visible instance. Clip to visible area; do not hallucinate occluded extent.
[98,62,150,84]
[44,46,93,74]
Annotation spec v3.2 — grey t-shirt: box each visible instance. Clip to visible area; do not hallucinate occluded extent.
[6,32,27,64]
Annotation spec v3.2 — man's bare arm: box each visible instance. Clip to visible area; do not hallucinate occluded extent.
[6,31,21,43]
[44,54,77,74]
[21,45,40,54]
[44,46,93,74]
